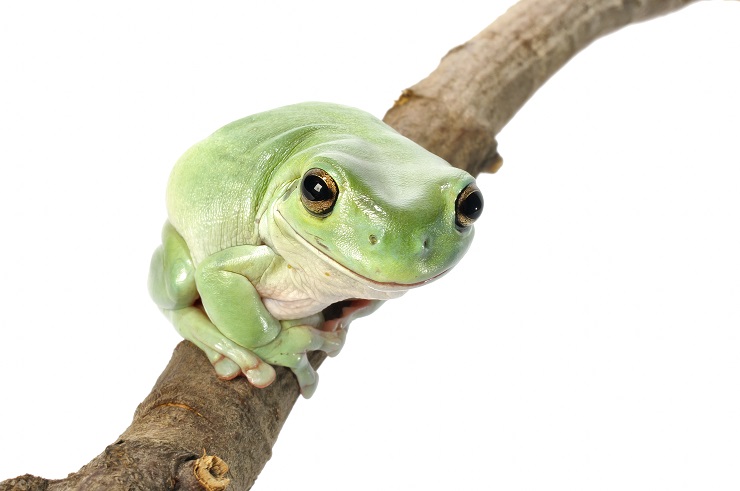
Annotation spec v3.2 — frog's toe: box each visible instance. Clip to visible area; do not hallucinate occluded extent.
[206,347,275,386]
[183,337,242,380]
[299,376,318,398]
[213,357,241,380]
[323,328,346,357]
[245,362,276,388]
[292,359,319,398]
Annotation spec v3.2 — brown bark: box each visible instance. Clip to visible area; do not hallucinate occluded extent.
[385,0,699,175]
[1,0,710,489]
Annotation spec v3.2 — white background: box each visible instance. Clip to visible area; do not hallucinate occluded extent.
[1,2,738,490]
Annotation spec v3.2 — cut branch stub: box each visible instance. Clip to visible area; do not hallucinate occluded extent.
[191,454,231,491]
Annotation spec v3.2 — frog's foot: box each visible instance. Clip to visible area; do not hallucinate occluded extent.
[253,320,346,398]
[166,306,276,388]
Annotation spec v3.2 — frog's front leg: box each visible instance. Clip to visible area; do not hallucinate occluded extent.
[196,245,345,397]
[149,222,275,386]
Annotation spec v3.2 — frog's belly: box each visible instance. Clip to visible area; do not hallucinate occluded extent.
[261,296,329,321]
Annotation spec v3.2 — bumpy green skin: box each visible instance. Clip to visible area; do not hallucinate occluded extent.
[148,102,479,397]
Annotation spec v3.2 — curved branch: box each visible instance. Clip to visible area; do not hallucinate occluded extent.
[384,0,700,176]
[2,342,309,491]
[1,0,708,489]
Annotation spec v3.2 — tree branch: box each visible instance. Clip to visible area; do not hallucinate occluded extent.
[384,0,699,176]
[1,0,709,489]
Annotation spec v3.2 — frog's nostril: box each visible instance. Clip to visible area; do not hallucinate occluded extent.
[369,234,378,245]
[418,235,434,258]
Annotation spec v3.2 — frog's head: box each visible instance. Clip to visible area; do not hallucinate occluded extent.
[271,128,482,289]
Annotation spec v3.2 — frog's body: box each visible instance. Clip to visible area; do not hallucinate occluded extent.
[149,102,482,397]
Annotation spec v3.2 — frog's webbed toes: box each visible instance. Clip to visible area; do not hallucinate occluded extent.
[211,356,275,388]
[253,323,345,396]
[208,344,276,388]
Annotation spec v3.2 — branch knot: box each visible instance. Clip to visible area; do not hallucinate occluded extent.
[193,454,231,491]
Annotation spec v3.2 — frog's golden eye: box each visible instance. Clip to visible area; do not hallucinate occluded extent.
[455,183,483,229]
[301,168,338,217]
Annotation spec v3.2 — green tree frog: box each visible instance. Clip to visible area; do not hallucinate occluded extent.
[148,102,483,397]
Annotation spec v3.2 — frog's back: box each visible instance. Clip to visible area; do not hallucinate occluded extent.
[166,102,394,264]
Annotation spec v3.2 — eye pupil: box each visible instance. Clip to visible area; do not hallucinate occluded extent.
[461,191,483,219]
[302,174,333,201]
[455,183,483,228]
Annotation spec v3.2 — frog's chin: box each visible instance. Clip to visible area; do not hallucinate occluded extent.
[273,210,448,292]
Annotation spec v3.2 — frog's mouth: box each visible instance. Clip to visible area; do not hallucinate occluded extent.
[273,209,448,291]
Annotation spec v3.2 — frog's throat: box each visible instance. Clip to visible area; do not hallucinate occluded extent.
[272,210,447,292]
